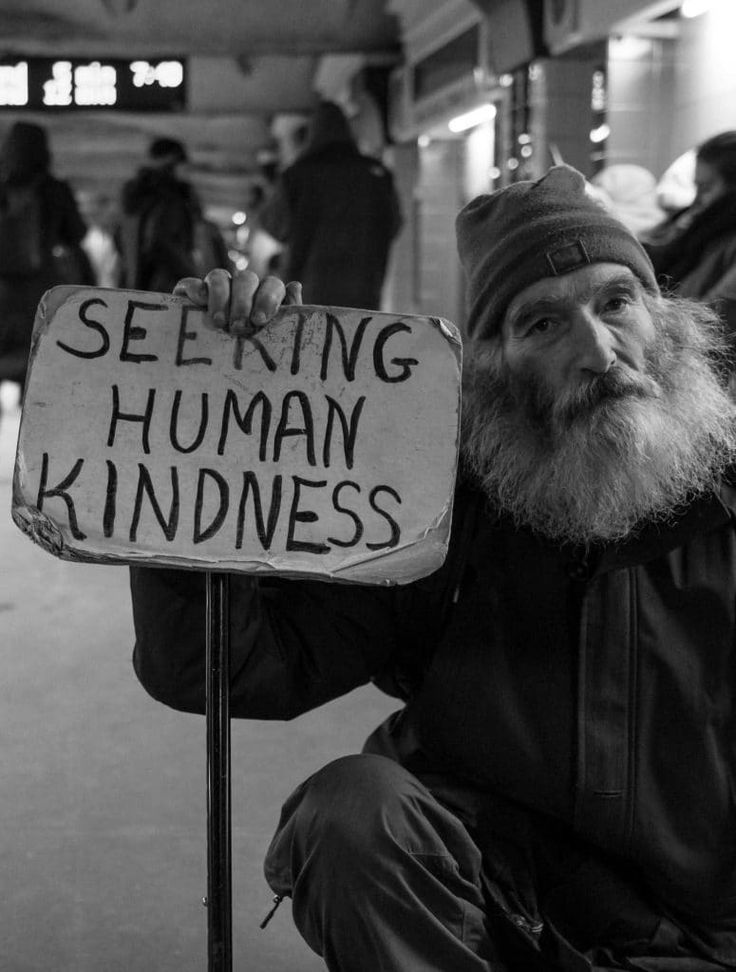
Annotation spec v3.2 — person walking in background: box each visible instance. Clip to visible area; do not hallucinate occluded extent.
[589,163,665,238]
[118,137,200,294]
[0,120,90,420]
[259,100,402,310]
[643,131,736,336]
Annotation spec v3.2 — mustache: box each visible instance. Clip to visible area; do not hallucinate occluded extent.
[547,367,661,428]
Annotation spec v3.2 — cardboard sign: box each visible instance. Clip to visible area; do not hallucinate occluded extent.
[12,286,462,585]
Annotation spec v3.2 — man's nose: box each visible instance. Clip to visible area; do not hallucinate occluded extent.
[573,312,616,374]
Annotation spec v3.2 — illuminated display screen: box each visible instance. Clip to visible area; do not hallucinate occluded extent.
[0,57,187,111]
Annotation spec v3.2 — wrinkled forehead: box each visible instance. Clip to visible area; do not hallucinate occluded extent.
[503,263,643,334]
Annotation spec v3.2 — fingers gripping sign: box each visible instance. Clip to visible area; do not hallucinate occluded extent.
[173,271,302,337]
[234,272,289,334]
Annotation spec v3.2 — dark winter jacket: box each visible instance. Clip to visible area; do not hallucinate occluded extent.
[644,192,736,336]
[131,475,736,967]
[259,130,402,310]
[119,167,199,293]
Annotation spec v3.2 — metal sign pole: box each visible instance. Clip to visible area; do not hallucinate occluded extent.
[205,571,232,972]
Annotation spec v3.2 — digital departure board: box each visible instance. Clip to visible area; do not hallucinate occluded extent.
[0,58,187,111]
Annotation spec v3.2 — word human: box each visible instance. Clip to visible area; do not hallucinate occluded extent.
[105,384,367,468]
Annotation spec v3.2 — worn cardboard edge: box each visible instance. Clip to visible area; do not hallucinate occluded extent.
[10,501,452,586]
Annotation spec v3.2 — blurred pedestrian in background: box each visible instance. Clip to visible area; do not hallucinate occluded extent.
[643,131,736,337]
[118,137,201,293]
[589,163,665,237]
[653,148,697,217]
[259,100,402,310]
[0,120,90,420]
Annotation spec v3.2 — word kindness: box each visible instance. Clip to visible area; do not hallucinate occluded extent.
[13,288,460,581]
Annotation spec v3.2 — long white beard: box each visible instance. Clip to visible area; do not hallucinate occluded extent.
[462,295,736,546]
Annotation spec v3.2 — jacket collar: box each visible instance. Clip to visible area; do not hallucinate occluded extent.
[464,473,736,578]
[593,482,735,575]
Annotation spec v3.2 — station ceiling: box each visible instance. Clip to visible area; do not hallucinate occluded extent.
[0,0,401,215]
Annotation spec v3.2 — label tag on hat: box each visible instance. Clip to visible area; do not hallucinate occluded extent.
[546,240,591,276]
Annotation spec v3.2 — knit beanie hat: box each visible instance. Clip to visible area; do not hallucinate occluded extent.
[455,164,659,340]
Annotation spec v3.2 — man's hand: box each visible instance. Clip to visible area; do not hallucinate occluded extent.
[173,268,303,337]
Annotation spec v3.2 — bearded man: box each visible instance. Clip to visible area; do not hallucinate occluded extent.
[130,165,736,971]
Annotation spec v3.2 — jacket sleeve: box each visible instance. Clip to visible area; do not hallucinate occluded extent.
[130,565,402,720]
[698,240,736,317]
[677,236,736,347]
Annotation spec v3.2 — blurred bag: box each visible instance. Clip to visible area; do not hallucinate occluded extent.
[0,184,43,277]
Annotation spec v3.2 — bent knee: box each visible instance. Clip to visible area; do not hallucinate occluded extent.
[288,754,423,846]
[303,754,416,809]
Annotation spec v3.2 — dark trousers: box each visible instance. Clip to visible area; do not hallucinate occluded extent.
[265,753,501,971]
[263,754,728,972]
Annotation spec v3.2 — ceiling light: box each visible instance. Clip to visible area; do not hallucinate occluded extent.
[609,36,652,59]
[448,104,496,134]
[681,0,712,16]
[590,123,610,144]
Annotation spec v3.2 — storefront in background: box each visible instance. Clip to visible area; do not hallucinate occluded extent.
[546,0,736,178]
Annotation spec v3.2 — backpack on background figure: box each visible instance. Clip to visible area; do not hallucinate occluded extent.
[0,182,43,278]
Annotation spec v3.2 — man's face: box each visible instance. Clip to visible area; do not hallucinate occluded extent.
[501,262,655,409]
[462,262,736,544]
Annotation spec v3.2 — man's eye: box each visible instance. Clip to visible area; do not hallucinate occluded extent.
[603,295,630,312]
[529,318,555,335]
